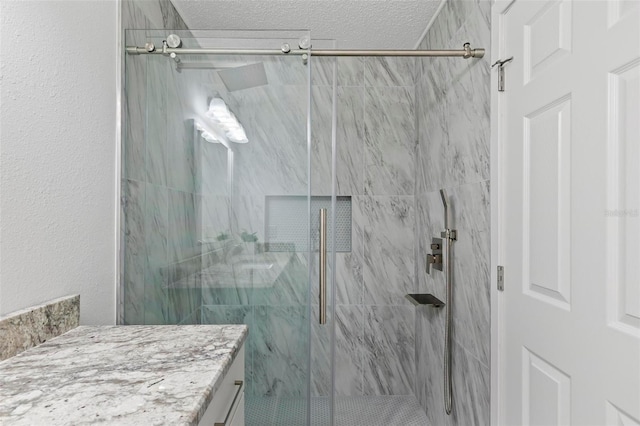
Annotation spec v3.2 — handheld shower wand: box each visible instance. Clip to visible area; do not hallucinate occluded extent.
[440,189,455,415]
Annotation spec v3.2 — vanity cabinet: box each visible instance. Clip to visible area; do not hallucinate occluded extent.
[199,345,245,426]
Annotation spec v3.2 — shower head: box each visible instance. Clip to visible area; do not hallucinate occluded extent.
[217,62,268,92]
[440,189,451,230]
[440,189,449,210]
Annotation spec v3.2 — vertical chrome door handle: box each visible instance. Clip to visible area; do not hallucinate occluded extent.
[319,208,327,325]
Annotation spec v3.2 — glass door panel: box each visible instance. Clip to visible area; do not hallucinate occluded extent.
[122,29,318,425]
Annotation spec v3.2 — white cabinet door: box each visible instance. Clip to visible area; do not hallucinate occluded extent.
[199,345,245,426]
[495,0,640,424]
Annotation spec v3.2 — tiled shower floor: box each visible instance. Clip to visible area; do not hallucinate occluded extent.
[246,395,428,425]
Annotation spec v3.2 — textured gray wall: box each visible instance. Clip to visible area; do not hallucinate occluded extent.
[1,1,117,325]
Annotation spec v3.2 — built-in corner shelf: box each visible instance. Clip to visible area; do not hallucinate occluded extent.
[406,293,445,308]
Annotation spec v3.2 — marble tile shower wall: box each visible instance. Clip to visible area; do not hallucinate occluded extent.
[414,1,491,425]
[122,0,205,326]
[122,4,419,400]
[196,56,419,398]
[309,57,417,398]
[187,56,312,398]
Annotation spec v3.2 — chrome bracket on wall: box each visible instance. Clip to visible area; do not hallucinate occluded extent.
[441,229,457,241]
[491,56,514,92]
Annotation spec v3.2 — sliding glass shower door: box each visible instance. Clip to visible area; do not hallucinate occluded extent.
[122,29,339,425]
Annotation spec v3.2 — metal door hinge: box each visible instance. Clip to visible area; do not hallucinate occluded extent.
[491,57,514,92]
[497,265,504,291]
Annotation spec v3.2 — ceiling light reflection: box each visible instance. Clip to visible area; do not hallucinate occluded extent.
[207,98,248,144]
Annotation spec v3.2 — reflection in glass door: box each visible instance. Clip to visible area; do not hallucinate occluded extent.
[122,29,338,425]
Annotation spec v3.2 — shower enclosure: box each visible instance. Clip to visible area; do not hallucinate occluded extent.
[121,27,483,425]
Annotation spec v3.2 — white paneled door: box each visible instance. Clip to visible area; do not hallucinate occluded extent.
[494,0,640,424]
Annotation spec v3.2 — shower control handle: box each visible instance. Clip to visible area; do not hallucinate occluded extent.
[426,254,435,274]
[426,254,442,274]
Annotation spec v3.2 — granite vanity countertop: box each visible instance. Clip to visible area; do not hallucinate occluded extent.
[0,325,248,425]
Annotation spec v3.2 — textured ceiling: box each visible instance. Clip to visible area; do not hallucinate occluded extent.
[170,0,444,50]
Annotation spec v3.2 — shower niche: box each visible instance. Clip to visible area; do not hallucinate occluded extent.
[265,195,352,252]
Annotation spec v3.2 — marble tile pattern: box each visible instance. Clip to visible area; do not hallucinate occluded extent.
[312,57,364,87]
[145,56,168,186]
[251,306,308,397]
[0,295,79,362]
[145,183,170,325]
[122,0,189,34]
[416,1,491,195]
[0,325,247,426]
[450,341,490,426]
[121,0,197,325]
[122,179,146,325]
[202,306,254,393]
[362,306,415,395]
[123,2,420,402]
[414,0,492,423]
[364,86,416,196]
[123,31,146,183]
[416,305,490,426]
[212,56,418,399]
[166,76,196,193]
[309,305,365,397]
[333,306,365,396]
[307,58,419,398]
[230,85,309,198]
[360,196,416,306]
[196,141,229,197]
[311,85,365,197]
[365,57,416,88]
[449,181,491,366]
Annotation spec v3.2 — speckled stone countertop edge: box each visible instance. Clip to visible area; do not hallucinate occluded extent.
[0,295,80,361]
[187,325,248,426]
